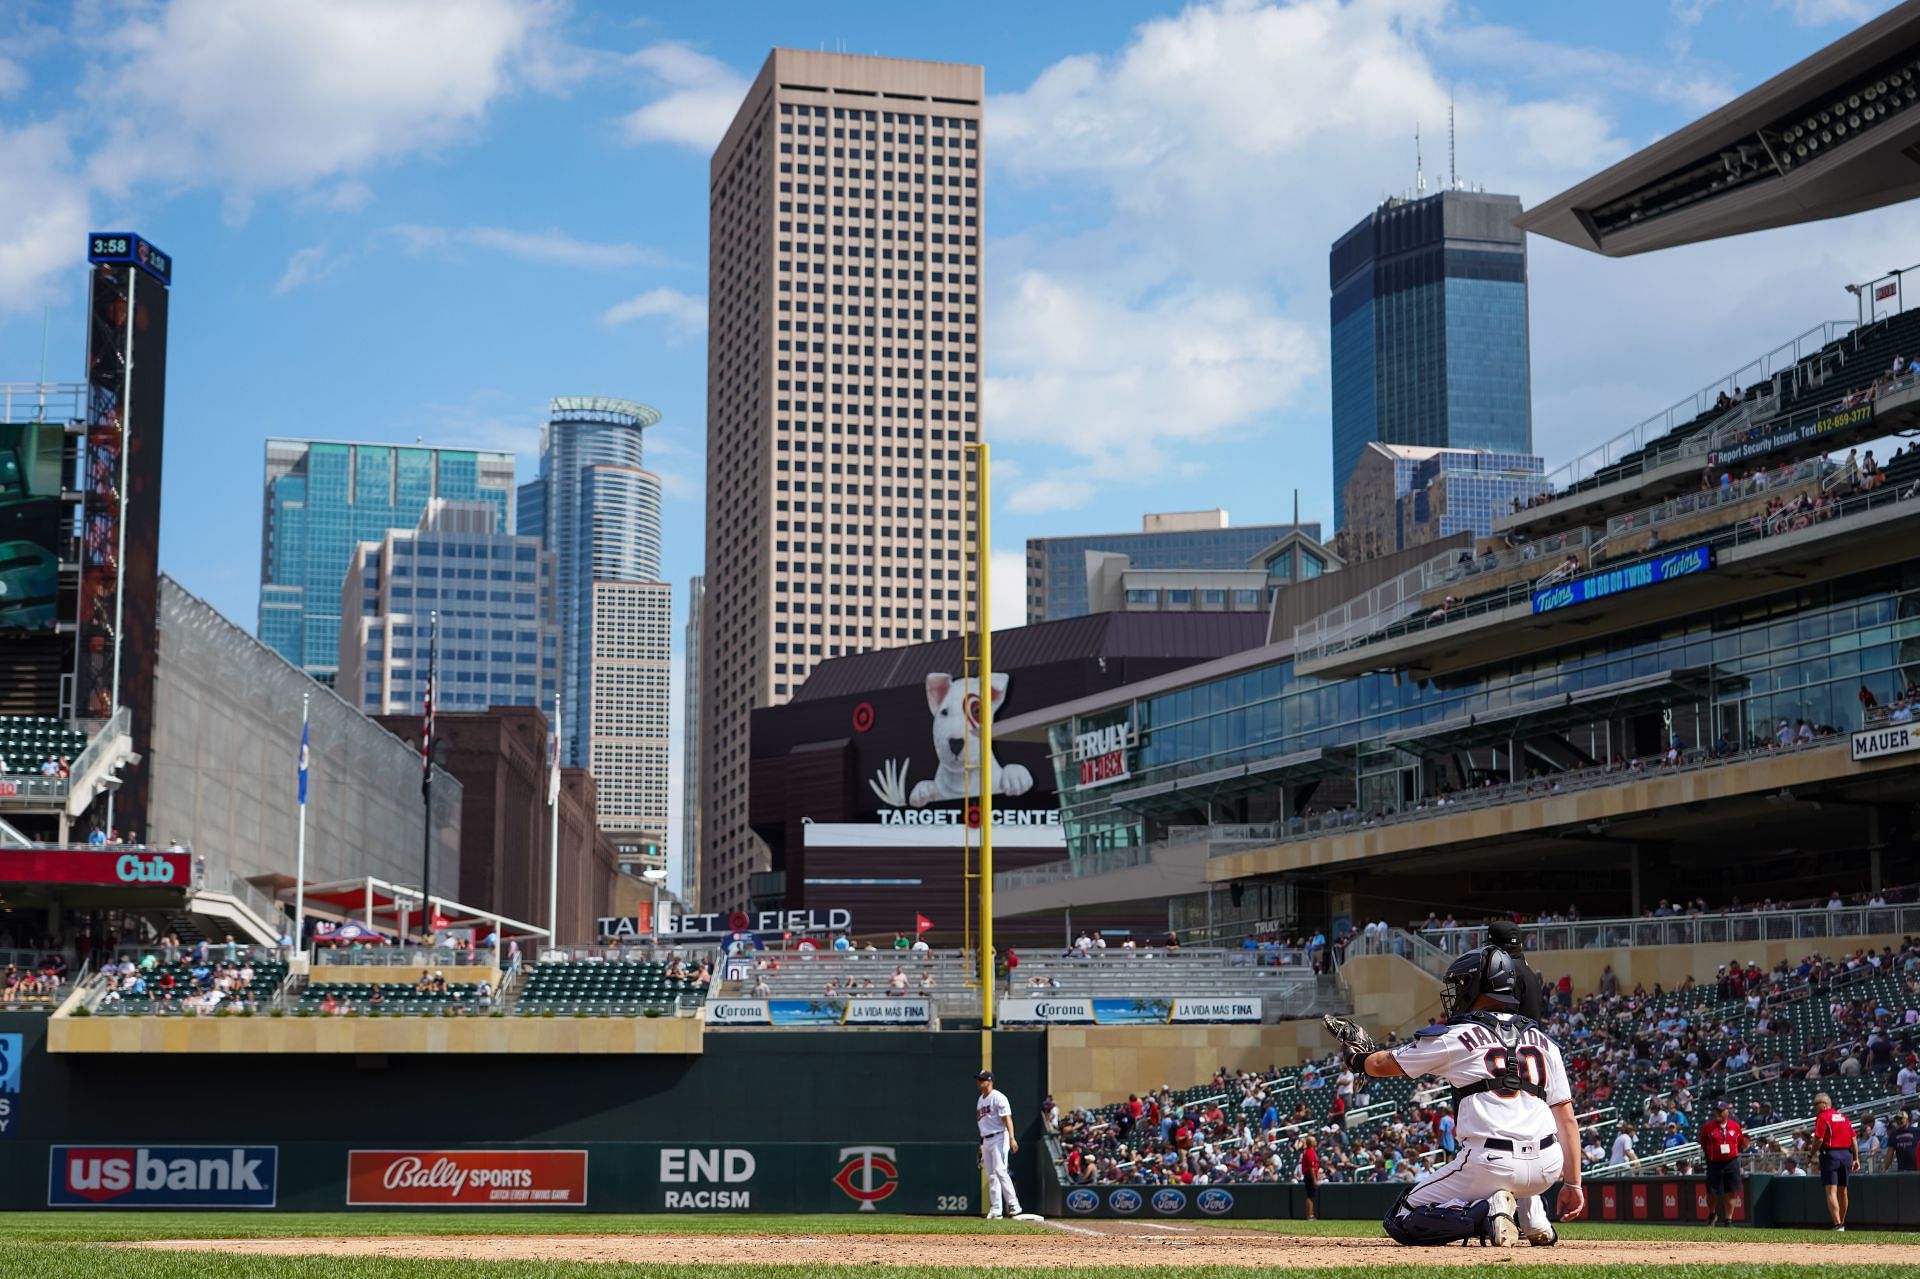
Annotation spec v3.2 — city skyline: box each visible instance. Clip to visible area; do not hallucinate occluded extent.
[3,0,1914,898]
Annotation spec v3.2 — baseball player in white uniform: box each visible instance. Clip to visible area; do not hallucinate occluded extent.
[1324,947,1585,1247]
[975,1069,1038,1220]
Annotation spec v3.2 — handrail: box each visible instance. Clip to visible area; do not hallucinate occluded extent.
[1416,898,1920,956]
[1532,320,1854,495]
[1304,468,1920,664]
[1606,455,1828,539]
[0,382,87,424]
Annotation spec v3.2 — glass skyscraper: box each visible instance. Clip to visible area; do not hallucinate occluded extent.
[259,439,515,682]
[519,397,671,847]
[1329,189,1532,529]
[337,499,561,719]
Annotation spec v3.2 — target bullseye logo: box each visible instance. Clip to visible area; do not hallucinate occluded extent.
[851,702,875,733]
[727,911,751,932]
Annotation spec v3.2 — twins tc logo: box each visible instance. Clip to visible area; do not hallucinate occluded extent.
[833,1145,898,1212]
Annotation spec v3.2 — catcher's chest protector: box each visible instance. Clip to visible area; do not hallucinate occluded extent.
[1448,1014,1549,1108]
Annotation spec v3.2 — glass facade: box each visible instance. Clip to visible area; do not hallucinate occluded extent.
[1028,521,1319,622]
[1329,190,1531,528]
[521,399,672,846]
[1046,564,1920,862]
[258,440,515,680]
[342,516,560,720]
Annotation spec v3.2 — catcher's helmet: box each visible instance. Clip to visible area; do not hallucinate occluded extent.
[1441,946,1521,1019]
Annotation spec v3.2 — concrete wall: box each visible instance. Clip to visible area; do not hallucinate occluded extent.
[49,1010,701,1055]
[307,963,501,985]
[1509,931,1914,996]
[1044,1022,1336,1110]
[149,576,460,920]
[1340,952,1445,1039]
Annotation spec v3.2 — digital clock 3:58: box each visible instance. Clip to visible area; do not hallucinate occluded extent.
[86,232,173,286]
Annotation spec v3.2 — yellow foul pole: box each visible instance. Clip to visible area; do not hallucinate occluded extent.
[971,442,995,1068]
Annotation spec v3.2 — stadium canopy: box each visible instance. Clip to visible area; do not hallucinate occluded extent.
[1517,3,1920,255]
[1105,746,1355,815]
[1387,668,1714,756]
[248,872,550,941]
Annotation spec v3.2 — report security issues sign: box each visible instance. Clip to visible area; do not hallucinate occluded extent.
[1532,546,1713,615]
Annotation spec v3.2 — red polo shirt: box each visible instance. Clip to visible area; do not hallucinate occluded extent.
[1815,1110,1856,1150]
[1699,1118,1745,1163]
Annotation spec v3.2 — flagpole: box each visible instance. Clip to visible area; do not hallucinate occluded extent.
[420,610,438,947]
[548,705,561,947]
[295,692,309,958]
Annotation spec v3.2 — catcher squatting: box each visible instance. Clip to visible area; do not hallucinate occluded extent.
[1323,946,1587,1247]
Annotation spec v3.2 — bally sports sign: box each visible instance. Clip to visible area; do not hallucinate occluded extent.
[347,1150,588,1206]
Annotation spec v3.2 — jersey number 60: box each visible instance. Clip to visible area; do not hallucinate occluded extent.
[1481,1046,1548,1097]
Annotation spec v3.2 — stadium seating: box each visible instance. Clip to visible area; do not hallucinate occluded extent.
[0,715,86,772]
[296,980,488,1014]
[1053,939,1920,1187]
[514,961,706,1015]
[94,961,287,1016]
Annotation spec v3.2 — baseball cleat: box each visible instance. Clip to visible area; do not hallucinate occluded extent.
[984,1212,1003,1220]
[1484,1190,1519,1248]
[1525,1226,1557,1246]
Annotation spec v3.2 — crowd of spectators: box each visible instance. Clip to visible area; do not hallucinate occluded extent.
[95,953,265,1016]
[0,960,64,1004]
[0,753,69,778]
[1049,936,1920,1187]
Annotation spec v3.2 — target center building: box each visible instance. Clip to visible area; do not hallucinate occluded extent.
[745,613,1266,939]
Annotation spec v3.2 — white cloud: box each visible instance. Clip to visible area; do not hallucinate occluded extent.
[78,0,559,198]
[388,224,658,268]
[318,179,374,213]
[0,121,89,314]
[274,244,338,295]
[0,54,25,98]
[990,549,1028,631]
[618,41,748,151]
[1775,0,1886,25]
[987,271,1319,474]
[602,286,708,336]
[1006,476,1094,515]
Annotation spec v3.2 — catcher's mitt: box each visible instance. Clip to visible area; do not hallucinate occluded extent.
[1322,1014,1379,1074]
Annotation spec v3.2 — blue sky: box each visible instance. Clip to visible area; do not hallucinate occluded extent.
[0,0,1911,881]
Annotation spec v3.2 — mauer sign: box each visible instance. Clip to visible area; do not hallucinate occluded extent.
[1853,724,1920,762]
[0,849,190,887]
[346,1150,588,1206]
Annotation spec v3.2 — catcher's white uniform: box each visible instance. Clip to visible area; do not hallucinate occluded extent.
[1390,1015,1569,1241]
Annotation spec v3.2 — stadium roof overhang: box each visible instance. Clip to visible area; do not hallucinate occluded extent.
[1104,746,1355,816]
[1517,3,1920,255]
[249,873,550,940]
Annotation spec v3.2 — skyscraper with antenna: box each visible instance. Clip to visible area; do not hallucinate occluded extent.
[1326,132,1532,531]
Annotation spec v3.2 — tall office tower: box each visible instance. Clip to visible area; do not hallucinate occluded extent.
[701,50,984,912]
[1328,188,1531,529]
[337,498,561,718]
[1025,511,1318,623]
[521,397,671,853]
[260,440,515,682]
[681,575,704,910]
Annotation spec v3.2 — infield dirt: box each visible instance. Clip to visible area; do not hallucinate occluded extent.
[120,1225,1920,1268]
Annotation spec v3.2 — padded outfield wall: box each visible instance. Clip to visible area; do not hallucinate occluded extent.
[0,1014,1043,1214]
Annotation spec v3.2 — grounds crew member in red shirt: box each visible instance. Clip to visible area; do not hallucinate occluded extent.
[1810,1093,1859,1231]
[1698,1099,1747,1227]
[1301,1136,1321,1220]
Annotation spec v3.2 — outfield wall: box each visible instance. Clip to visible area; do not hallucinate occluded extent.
[0,1014,1044,1214]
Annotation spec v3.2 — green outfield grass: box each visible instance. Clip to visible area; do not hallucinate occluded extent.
[0,1211,1045,1242]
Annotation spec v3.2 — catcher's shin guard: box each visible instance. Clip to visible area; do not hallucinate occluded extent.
[1382,1192,1491,1247]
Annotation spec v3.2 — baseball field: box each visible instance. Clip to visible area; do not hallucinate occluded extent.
[3,1212,1918,1279]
